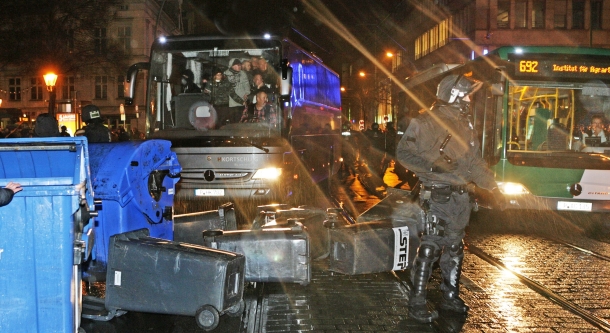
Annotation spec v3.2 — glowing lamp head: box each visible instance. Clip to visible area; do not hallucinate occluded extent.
[43,73,58,91]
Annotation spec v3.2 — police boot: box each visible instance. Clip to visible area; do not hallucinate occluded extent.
[439,241,469,314]
[408,242,440,323]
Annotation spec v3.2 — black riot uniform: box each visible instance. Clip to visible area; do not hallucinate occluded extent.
[80,104,111,143]
[396,74,506,323]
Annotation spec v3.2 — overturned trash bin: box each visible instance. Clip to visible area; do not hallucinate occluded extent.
[203,223,311,285]
[329,188,422,275]
[0,137,95,333]
[83,140,181,282]
[104,229,245,331]
[173,202,238,244]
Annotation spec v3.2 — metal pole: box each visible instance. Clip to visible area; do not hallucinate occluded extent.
[48,89,56,117]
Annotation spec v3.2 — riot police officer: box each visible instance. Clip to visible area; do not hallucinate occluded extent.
[79,104,111,143]
[396,74,506,323]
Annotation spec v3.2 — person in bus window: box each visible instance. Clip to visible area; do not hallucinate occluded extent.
[206,69,232,127]
[180,69,201,94]
[247,73,266,104]
[582,114,608,144]
[224,58,250,123]
[250,56,260,72]
[396,74,506,323]
[240,87,276,125]
[242,59,253,84]
[253,54,279,92]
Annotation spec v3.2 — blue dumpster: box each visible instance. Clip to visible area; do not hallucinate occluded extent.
[0,137,95,333]
[83,140,181,282]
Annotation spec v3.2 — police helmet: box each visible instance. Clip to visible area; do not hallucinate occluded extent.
[82,104,102,123]
[372,122,379,130]
[437,75,477,104]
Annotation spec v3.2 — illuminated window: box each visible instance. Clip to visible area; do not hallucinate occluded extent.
[392,51,403,72]
[572,0,585,29]
[421,31,429,57]
[515,0,527,28]
[430,26,438,52]
[554,0,566,28]
[497,0,509,28]
[413,15,455,61]
[532,0,545,28]
[30,77,44,101]
[439,19,448,46]
[9,78,21,101]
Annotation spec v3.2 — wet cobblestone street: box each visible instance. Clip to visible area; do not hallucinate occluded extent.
[82,165,610,332]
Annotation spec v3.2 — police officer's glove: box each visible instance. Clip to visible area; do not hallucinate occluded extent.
[491,187,507,211]
[430,156,457,173]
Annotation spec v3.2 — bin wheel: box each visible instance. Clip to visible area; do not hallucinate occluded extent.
[196,305,220,331]
[226,299,245,317]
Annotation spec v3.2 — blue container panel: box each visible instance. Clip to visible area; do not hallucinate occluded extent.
[0,147,81,180]
[92,200,174,264]
[0,187,78,333]
[84,140,180,282]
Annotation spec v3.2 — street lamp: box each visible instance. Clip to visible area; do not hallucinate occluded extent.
[43,73,58,117]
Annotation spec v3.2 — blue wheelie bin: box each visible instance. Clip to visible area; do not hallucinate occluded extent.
[82,140,181,282]
[0,137,96,333]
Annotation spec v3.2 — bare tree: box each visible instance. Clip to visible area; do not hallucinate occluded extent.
[0,0,128,75]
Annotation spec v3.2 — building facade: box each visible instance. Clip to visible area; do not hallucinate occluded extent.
[0,0,207,135]
[377,0,610,126]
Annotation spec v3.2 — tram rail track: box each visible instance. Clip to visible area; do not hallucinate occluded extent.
[466,235,610,333]
[245,186,610,332]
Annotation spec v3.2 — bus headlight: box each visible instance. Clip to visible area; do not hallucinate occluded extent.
[497,182,530,195]
[252,168,282,180]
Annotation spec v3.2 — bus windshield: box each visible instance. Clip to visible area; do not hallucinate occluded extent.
[506,80,610,153]
[146,39,283,140]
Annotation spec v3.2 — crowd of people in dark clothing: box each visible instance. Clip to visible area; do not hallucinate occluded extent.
[179,54,281,127]
[339,121,416,196]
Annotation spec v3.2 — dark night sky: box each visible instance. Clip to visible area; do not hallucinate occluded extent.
[195,0,408,72]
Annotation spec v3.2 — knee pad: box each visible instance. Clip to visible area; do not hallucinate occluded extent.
[448,240,464,257]
[417,242,441,262]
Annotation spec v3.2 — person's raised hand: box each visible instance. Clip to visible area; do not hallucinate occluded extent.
[5,182,22,194]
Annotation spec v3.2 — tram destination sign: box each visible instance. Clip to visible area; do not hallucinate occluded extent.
[512,57,610,80]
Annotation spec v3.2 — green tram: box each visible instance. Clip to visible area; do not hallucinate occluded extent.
[401,46,610,216]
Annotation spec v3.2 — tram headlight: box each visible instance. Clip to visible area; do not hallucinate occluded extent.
[496,182,529,195]
[252,167,282,180]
